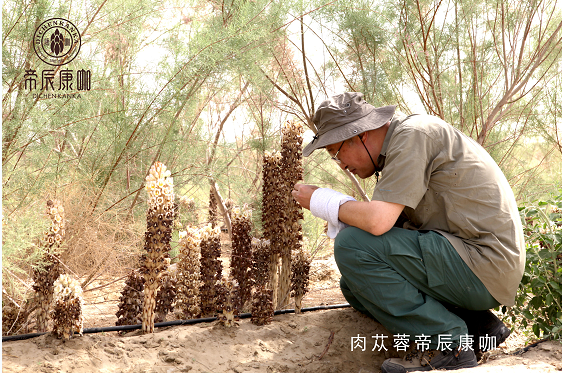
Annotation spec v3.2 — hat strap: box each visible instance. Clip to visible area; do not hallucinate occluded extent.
[359,135,379,183]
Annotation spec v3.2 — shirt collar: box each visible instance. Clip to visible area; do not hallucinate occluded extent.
[375,112,406,170]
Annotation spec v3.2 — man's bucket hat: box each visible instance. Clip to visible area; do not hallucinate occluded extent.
[303,92,396,157]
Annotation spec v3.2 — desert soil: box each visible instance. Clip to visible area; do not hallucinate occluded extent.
[3,254,562,373]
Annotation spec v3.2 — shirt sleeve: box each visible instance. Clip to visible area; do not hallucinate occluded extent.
[372,126,442,209]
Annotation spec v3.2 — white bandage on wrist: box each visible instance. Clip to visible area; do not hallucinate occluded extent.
[310,188,356,239]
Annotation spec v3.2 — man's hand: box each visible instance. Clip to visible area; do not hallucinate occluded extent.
[291,183,319,210]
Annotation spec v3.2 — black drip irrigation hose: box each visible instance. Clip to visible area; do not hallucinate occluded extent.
[2,303,352,342]
[510,336,552,355]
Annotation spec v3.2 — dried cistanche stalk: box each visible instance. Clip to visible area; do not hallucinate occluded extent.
[2,297,30,335]
[217,277,239,327]
[278,120,305,309]
[251,238,274,325]
[32,199,65,332]
[179,196,199,226]
[261,151,283,309]
[154,263,177,323]
[291,246,311,314]
[209,190,218,227]
[251,287,274,326]
[141,161,175,333]
[116,270,144,327]
[252,238,271,287]
[230,206,253,311]
[51,274,84,340]
[199,224,223,317]
[175,228,202,319]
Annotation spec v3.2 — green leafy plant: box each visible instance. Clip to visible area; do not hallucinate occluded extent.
[510,195,562,340]
[2,203,50,301]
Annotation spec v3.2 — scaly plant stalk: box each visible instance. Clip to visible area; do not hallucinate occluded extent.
[115,269,144,327]
[218,277,239,327]
[51,274,84,340]
[291,246,311,314]
[278,120,304,309]
[179,196,199,227]
[209,190,218,227]
[199,224,223,317]
[2,294,30,335]
[154,265,177,323]
[261,151,283,309]
[141,162,175,333]
[230,205,253,311]
[251,238,274,325]
[32,199,65,332]
[175,227,202,319]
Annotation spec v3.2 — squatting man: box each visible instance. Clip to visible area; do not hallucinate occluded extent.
[291,92,525,373]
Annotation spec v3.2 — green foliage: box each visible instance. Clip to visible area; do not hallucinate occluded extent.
[509,195,562,340]
[314,0,398,103]
[313,0,562,199]
[1,202,50,300]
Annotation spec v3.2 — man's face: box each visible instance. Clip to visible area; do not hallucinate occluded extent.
[325,136,376,179]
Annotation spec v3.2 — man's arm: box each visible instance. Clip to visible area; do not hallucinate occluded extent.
[338,200,404,236]
[292,183,404,236]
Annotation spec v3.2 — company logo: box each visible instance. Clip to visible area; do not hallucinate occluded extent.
[33,18,81,66]
[25,17,90,98]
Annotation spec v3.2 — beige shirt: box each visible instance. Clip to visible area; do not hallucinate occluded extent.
[372,112,525,306]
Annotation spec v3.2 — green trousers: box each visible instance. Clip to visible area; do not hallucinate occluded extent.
[334,227,500,349]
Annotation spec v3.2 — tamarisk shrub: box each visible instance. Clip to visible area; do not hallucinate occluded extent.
[278,120,304,309]
[223,198,235,230]
[175,228,202,319]
[32,199,65,332]
[141,162,175,333]
[199,224,223,317]
[116,270,144,327]
[51,274,84,340]
[291,246,311,314]
[261,151,283,308]
[230,206,253,311]
[251,238,274,325]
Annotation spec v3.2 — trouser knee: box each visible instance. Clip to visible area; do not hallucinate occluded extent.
[334,227,357,270]
[334,226,385,270]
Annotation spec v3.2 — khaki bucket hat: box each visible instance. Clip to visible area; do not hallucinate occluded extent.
[303,92,396,157]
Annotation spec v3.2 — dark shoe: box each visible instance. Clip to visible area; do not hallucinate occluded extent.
[446,307,510,359]
[381,348,478,373]
[471,310,510,359]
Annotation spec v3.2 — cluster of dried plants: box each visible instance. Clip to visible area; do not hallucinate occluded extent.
[5,120,311,337]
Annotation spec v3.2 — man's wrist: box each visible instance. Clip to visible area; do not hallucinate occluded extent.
[310,188,356,222]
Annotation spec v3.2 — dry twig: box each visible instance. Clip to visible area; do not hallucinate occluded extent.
[317,330,335,360]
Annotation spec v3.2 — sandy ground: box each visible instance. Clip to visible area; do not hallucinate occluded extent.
[3,255,562,372]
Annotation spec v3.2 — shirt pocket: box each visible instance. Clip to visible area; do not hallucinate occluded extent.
[418,232,446,288]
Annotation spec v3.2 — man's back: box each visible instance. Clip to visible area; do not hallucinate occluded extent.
[372,113,525,306]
